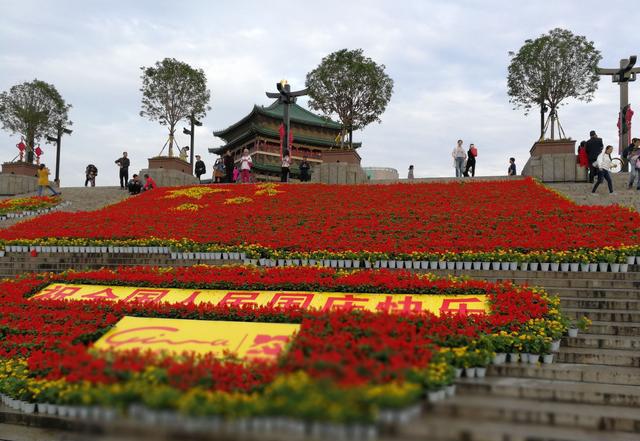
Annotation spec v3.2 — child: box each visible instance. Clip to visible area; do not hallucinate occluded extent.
[508,158,516,176]
[239,148,252,183]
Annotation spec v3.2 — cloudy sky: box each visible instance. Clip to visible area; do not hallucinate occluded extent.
[1,0,638,185]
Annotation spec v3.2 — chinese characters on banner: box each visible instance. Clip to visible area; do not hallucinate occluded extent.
[32,284,488,316]
[94,316,300,360]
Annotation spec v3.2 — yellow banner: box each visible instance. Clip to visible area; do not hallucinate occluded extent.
[94,316,299,360]
[32,284,488,315]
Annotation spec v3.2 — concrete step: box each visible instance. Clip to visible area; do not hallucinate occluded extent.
[455,377,640,407]
[485,277,640,290]
[562,307,640,322]
[560,297,640,310]
[562,334,640,350]
[586,320,640,336]
[488,363,640,386]
[549,287,640,299]
[431,395,640,433]
[556,347,640,367]
[401,415,640,441]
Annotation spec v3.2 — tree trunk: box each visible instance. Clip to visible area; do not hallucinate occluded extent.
[550,107,556,140]
[349,126,353,149]
[26,130,35,163]
[168,127,175,157]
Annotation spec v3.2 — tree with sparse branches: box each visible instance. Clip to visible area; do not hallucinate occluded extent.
[140,58,211,157]
[0,79,71,163]
[507,28,601,139]
[306,49,394,148]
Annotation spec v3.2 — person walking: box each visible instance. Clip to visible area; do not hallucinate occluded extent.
[508,157,517,176]
[194,155,206,182]
[37,164,61,196]
[622,138,640,189]
[452,140,467,177]
[115,152,130,189]
[223,151,234,183]
[239,148,252,183]
[408,165,414,180]
[281,152,291,182]
[585,130,603,183]
[299,157,311,182]
[85,164,98,187]
[592,145,618,194]
[463,143,477,177]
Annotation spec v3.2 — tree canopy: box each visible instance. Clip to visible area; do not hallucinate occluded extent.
[305,49,394,147]
[140,58,211,156]
[0,79,71,162]
[507,28,601,138]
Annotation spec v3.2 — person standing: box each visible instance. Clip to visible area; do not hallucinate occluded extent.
[37,164,61,196]
[223,151,234,183]
[452,140,467,177]
[299,157,311,182]
[622,138,640,189]
[592,145,617,194]
[463,143,477,177]
[194,155,206,182]
[239,148,252,183]
[85,164,98,187]
[408,165,414,180]
[213,157,225,183]
[115,152,130,189]
[585,130,603,183]
[508,157,517,176]
[281,152,291,182]
[577,141,589,169]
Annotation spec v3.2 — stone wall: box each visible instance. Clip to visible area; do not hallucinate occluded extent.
[311,162,367,184]
[0,174,39,195]
[138,168,198,187]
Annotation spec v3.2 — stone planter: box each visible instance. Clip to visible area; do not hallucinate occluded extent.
[508,353,519,363]
[598,262,609,272]
[529,262,539,271]
[621,263,628,273]
[482,262,491,270]
[570,263,580,272]
[491,262,500,270]
[454,368,463,378]
[476,367,487,378]
[464,367,476,378]
[580,263,590,272]
[420,261,429,270]
[520,262,529,271]
[388,260,396,269]
[500,262,510,271]
[550,263,560,271]
[551,340,561,352]
[438,261,446,269]
[509,262,518,271]
[611,263,620,273]
[472,262,481,270]
[446,262,455,270]
[528,354,539,364]
[454,261,463,270]
[568,328,579,337]
[560,263,570,272]
[589,263,598,272]
[542,354,554,364]
[540,263,550,271]
[626,256,636,265]
[463,261,472,270]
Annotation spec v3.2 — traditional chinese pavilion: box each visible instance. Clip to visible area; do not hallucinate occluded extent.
[210,100,361,181]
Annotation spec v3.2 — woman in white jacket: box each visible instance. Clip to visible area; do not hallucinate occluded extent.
[592,145,617,194]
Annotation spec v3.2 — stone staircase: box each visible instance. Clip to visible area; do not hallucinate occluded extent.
[400,267,640,441]
[547,172,640,212]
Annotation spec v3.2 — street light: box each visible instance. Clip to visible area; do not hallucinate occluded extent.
[184,114,202,171]
[46,126,73,185]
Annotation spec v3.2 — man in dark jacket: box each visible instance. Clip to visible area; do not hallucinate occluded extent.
[223,151,234,183]
[194,155,206,182]
[585,130,603,183]
[115,152,130,189]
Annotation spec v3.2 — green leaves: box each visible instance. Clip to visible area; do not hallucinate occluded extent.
[507,28,602,115]
[139,58,211,145]
[0,79,71,159]
[305,49,393,142]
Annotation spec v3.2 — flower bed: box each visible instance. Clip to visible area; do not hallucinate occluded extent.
[0,266,567,432]
[0,180,638,263]
[0,195,64,219]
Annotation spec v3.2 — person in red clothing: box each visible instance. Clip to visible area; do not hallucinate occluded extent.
[143,174,157,191]
[577,140,589,168]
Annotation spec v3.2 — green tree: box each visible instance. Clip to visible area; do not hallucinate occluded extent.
[0,79,71,163]
[507,28,601,139]
[140,58,211,157]
[306,49,394,147]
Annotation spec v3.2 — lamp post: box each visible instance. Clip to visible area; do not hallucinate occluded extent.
[182,113,202,172]
[266,80,308,155]
[46,125,72,185]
